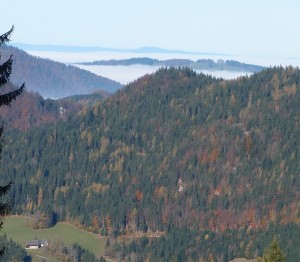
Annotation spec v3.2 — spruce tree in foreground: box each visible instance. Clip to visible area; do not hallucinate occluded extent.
[0,26,25,255]
[257,237,285,262]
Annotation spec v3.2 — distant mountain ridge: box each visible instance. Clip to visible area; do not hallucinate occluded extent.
[0,45,122,98]
[12,42,227,56]
[78,57,265,73]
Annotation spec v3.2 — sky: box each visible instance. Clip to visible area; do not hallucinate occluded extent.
[1,0,300,58]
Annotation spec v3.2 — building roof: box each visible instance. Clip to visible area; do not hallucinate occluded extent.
[25,240,41,246]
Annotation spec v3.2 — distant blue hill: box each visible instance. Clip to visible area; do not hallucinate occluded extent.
[11,42,228,56]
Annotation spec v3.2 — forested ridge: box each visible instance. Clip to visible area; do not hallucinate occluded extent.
[79,57,265,73]
[0,45,121,98]
[2,67,300,261]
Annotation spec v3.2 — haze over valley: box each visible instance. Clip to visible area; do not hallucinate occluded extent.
[21,45,266,85]
[19,44,300,85]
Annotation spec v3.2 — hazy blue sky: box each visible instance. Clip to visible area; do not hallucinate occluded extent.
[1,0,300,57]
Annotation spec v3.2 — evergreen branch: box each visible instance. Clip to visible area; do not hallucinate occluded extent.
[0,83,25,107]
[0,56,13,86]
[0,220,8,255]
[0,182,12,198]
[0,125,2,160]
[0,26,14,46]
[0,203,10,216]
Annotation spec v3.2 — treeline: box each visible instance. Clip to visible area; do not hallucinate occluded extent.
[0,45,121,98]
[2,67,300,260]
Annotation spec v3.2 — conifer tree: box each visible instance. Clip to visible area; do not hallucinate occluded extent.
[0,26,25,255]
[257,237,285,262]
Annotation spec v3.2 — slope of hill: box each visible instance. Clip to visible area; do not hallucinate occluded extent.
[0,46,121,98]
[2,67,300,261]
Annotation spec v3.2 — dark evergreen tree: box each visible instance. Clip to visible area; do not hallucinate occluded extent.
[0,26,24,255]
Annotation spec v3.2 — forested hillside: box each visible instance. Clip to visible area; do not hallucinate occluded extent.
[2,67,300,261]
[0,84,106,131]
[0,46,121,98]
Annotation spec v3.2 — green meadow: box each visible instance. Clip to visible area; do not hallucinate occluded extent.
[1,216,106,260]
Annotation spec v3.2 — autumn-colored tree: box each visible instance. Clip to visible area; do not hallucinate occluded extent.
[245,133,253,156]
[135,190,143,202]
[92,215,99,232]
[0,26,24,255]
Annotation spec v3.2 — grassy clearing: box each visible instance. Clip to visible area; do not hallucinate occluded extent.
[26,249,60,262]
[1,216,106,259]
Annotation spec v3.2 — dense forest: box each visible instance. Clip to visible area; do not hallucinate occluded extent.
[79,57,265,73]
[2,67,300,261]
[0,46,121,98]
